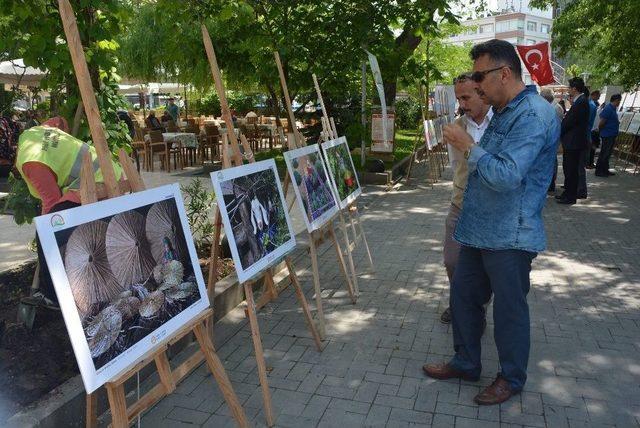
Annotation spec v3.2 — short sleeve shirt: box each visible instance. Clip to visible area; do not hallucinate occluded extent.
[599,103,619,138]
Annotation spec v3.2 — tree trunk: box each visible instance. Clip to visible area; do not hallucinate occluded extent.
[266,83,282,128]
[379,27,423,107]
[383,81,397,107]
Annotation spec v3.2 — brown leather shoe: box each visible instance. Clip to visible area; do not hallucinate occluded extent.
[422,363,479,382]
[474,375,517,405]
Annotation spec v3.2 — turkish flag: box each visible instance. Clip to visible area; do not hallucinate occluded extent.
[516,42,555,86]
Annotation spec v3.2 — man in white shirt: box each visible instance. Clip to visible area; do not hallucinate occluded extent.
[440,73,493,324]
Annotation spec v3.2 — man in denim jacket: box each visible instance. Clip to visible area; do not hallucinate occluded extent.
[423,39,560,406]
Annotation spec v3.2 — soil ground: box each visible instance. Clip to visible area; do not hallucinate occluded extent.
[0,258,235,422]
[0,261,77,419]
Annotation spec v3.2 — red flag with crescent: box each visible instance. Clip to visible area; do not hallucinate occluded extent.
[516,42,555,86]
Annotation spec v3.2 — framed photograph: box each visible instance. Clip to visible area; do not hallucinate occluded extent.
[625,113,640,135]
[619,112,634,133]
[433,117,444,145]
[34,184,209,393]
[371,113,395,153]
[321,136,362,209]
[424,119,438,150]
[434,85,456,120]
[284,144,339,232]
[210,159,296,283]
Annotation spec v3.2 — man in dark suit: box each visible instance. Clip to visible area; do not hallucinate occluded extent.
[557,77,590,205]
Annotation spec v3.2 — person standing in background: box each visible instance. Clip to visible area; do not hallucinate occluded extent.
[587,90,601,168]
[558,99,567,115]
[167,97,180,123]
[595,94,622,177]
[540,89,564,194]
[556,77,590,205]
[439,72,492,325]
[576,85,594,199]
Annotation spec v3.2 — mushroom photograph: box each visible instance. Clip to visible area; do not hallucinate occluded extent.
[54,198,203,370]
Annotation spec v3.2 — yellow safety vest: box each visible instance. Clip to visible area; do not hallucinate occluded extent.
[15,126,123,199]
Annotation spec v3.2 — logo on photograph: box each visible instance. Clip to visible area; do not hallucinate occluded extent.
[50,214,65,227]
[150,329,167,345]
[217,172,224,180]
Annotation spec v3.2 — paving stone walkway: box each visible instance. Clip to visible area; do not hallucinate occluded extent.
[141,161,640,427]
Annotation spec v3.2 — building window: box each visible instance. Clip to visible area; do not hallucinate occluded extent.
[527,39,536,45]
[541,23,551,33]
[527,21,537,32]
[496,20,511,32]
[479,24,494,34]
[496,19,525,33]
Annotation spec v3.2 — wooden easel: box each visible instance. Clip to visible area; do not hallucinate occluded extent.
[274,52,357,338]
[56,2,248,427]
[201,25,322,427]
[311,74,375,282]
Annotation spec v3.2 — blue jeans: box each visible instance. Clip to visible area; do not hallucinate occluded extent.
[449,245,536,391]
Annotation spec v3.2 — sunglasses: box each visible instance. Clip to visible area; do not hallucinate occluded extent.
[471,65,510,82]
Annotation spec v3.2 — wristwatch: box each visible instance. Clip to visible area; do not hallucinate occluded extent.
[463,148,471,160]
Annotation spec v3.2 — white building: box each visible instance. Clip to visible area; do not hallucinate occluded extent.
[447,1,555,85]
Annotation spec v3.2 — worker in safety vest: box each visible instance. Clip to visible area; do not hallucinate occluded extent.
[14,117,123,305]
[15,117,123,214]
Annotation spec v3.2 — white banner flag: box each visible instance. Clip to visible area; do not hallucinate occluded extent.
[365,49,387,144]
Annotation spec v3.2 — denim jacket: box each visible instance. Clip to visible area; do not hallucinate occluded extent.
[454,86,560,253]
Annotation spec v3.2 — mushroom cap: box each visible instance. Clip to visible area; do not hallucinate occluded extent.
[64,220,123,316]
[139,290,165,318]
[106,211,155,287]
[86,305,122,358]
[114,296,141,319]
[165,281,197,300]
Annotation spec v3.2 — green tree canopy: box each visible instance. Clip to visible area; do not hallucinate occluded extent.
[532,0,640,89]
[401,22,474,93]
[117,0,469,110]
[0,0,132,152]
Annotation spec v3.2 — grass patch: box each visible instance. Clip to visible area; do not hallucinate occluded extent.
[353,128,420,172]
[395,129,420,160]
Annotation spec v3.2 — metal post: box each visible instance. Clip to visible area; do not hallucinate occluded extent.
[183,84,188,119]
[361,61,367,168]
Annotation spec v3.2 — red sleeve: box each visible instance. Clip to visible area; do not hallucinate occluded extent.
[21,162,62,214]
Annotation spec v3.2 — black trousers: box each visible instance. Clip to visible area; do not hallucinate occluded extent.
[548,156,558,192]
[562,149,582,202]
[36,200,82,303]
[577,148,588,198]
[596,136,616,175]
